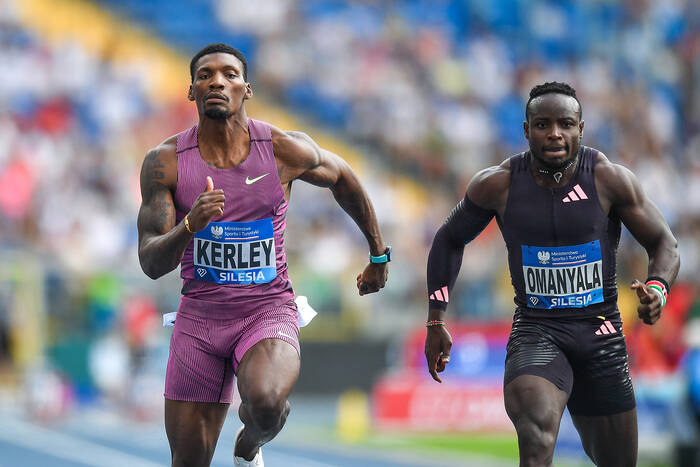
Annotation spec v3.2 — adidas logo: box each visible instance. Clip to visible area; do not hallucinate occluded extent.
[595,320,617,335]
[429,286,449,303]
[562,184,588,203]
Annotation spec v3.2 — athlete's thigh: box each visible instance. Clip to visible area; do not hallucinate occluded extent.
[234,300,301,402]
[504,374,569,431]
[164,399,229,462]
[504,374,569,466]
[567,315,637,466]
[503,311,573,458]
[504,311,575,395]
[165,309,237,404]
[571,409,638,467]
[567,314,635,416]
[236,337,300,402]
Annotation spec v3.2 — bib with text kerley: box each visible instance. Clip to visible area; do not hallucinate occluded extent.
[193,218,276,285]
[521,241,603,309]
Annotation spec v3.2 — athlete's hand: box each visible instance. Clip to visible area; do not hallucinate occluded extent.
[187,176,225,232]
[425,325,451,383]
[631,279,662,325]
[356,262,388,296]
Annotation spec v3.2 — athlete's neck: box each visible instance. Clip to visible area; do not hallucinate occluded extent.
[530,151,579,188]
[198,113,250,168]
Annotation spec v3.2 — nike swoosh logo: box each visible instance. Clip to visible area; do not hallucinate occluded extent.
[278,330,294,339]
[245,173,270,185]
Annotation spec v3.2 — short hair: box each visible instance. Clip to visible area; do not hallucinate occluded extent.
[189,43,248,82]
[525,81,581,120]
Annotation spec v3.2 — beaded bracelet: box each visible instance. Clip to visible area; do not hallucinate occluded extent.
[426,320,446,327]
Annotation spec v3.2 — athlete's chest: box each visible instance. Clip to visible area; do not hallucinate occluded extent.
[176,149,283,220]
[503,178,608,246]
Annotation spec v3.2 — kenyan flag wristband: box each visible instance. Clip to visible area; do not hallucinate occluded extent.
[426,320,446,327]
[645,279,668,308]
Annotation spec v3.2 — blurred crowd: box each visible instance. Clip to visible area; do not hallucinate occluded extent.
[216,0,700,315]
[0,0,698,440]
[215,0,700,368]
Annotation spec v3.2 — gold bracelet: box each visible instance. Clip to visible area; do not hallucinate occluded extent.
[184,215,194,234]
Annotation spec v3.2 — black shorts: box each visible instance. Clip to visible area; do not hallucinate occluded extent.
[504,309,635,416]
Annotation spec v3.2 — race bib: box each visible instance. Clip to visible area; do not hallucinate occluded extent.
[192,218,276,285]
[521,241,603,309]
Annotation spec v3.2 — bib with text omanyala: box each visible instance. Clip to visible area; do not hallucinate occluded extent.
[521,241,603,309]
[193,218,276,285]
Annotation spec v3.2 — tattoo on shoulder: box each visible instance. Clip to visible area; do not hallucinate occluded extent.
[140,148,176,203]
[144,149,165,180]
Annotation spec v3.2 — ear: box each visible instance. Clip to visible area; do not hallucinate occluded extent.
[579,120,585,138]
[523,121,530,140]
[243,82,253,100]
[187,85,195,101]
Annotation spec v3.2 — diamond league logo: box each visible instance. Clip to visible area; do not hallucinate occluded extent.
[529,296,539,305]
[211,225,223,239]
[197,268,207,278]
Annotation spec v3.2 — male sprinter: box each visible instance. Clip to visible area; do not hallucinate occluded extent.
[137,43,390,467]
[425,82,679,466]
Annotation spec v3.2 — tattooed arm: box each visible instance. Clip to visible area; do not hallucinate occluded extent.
[137,137,186,279]
[136,139,187,279]
[271,126,388,295]
[137,138,227,279]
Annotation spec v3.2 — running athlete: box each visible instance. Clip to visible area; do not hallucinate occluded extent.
[425,82,679,467]
[137,43,390,467]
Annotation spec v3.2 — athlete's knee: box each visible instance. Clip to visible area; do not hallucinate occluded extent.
[584,444,636,467]
[511,410,560,465]
[245,393,290,433]
[171,443,215,467]
[507,397,561,437]
[587,453,636,467]
[515,419,558,454]
[167,424,217,466]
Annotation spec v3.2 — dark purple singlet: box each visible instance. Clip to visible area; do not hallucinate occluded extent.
[498,146,621,318]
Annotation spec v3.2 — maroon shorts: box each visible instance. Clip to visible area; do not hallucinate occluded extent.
[164,297,300,403]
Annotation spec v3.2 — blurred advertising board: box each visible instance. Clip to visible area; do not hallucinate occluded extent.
[371,317,693,448]
[372,321,512,431]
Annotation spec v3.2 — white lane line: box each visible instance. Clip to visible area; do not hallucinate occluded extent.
[0,418,167,467]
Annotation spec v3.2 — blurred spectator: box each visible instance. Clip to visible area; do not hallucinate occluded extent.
[211,0,700,341]
[0,3,698,440]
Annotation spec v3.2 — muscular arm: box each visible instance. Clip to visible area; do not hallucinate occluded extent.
[598,158,679,286]
[596,156,679,324]
[426,199,494,316]
[272,127,387,295]
[137,143,192,279]
[426,163,509,320]
[424,162,509,382]
[272,129,385,255]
